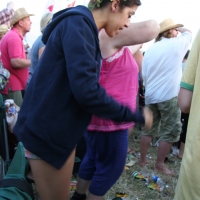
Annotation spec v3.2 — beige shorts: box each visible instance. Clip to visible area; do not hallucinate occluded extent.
[142,96,181,143]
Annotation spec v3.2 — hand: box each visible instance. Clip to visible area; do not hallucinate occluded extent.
[143,107,153,130]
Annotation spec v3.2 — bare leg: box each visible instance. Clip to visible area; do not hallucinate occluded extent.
[155,141,174,175]
[139,135,152,167]
[29,149,75,200]
[87,192,103,200]
[178,142,185,159]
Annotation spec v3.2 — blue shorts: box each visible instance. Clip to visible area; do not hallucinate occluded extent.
[78,129,128,196]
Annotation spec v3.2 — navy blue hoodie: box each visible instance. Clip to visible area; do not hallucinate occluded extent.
[14,6,144,169]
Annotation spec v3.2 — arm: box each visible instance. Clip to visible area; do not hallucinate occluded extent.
[11,58,31,68]
[178,88,193,113]
[177,27,192,34]
[8,37,31,68]
[133,48,143,81]
[38,46,45,59]
[99,20,159,57]
[100,20,159,47]
[178,30,200,113]
[174,28,192,60]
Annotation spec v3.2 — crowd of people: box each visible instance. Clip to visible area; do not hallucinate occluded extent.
[0,0,199,200]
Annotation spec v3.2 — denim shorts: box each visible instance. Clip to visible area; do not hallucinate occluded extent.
[142,96,181,143]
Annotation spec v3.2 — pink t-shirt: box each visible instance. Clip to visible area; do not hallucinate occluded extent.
[88,47,139,132]
[0,28,28,94]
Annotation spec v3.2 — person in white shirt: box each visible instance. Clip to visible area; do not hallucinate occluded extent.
[140,18,192,175]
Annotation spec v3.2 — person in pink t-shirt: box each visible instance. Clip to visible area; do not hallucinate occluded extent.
[0,8,33,106]
[71,19,159,200]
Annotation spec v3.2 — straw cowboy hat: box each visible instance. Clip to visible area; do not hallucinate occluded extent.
[10,8,34,26]
[0,24,9,34]
[159,18,183,34]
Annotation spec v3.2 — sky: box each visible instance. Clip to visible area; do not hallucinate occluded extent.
[0,0,200,50]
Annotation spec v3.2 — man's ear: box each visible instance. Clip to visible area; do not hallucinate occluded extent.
[18,20,24,26]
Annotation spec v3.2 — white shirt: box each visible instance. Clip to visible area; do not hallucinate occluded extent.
[142,31,192,104]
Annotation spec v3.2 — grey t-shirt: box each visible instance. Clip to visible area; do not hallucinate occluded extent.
[26,35,45,87]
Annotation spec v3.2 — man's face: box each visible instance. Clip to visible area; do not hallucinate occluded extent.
[20,17,32,33]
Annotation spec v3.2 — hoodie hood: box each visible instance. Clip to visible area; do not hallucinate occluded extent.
[42,6,98,45]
